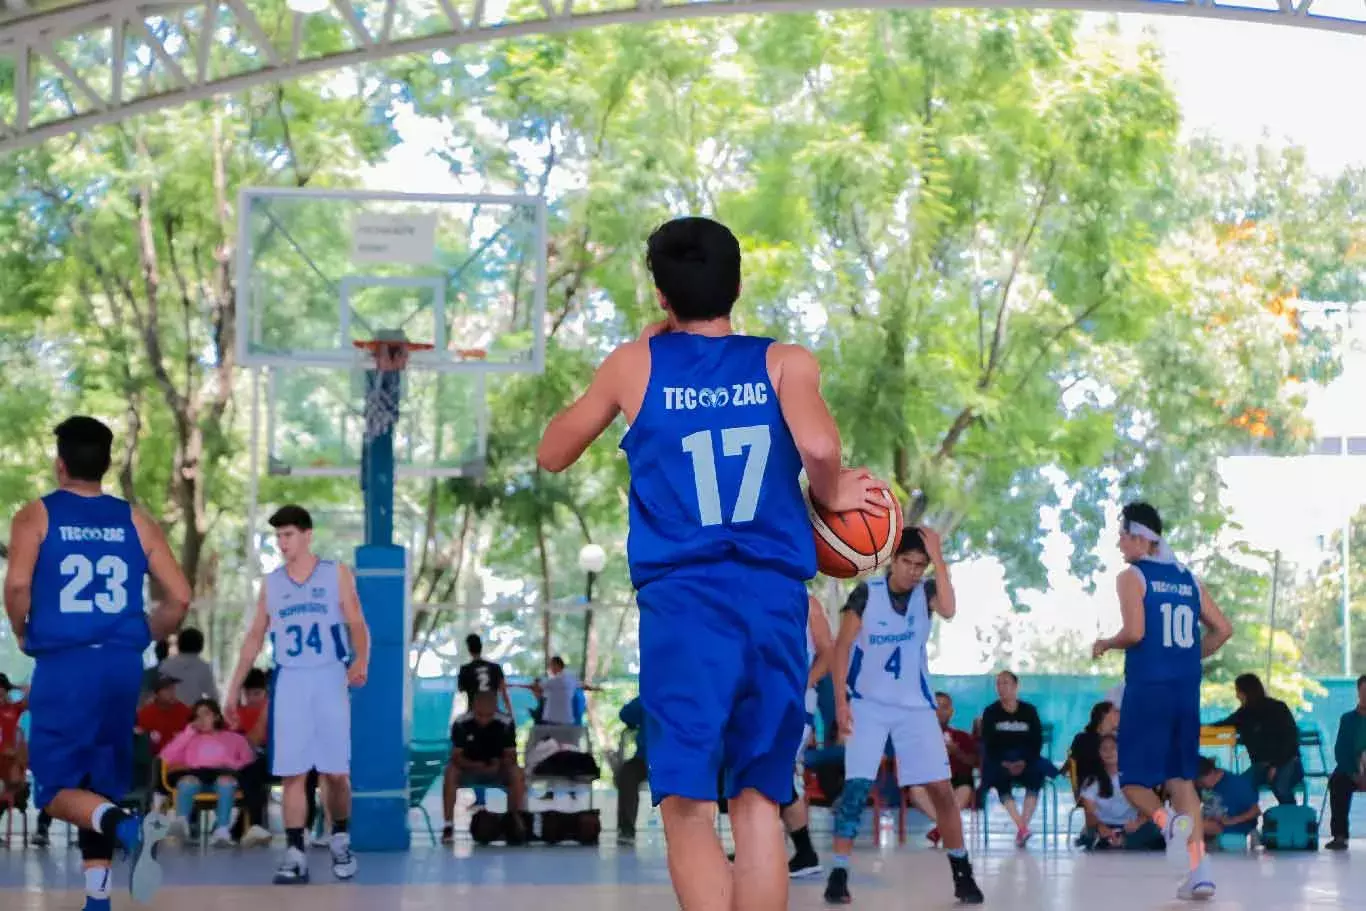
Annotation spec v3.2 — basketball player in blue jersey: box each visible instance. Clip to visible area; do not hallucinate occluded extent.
[3,416,191,911]
[826,526,983,905]
[224,504,370,886]
[1093,502,1233,902]
[538,216,889,911]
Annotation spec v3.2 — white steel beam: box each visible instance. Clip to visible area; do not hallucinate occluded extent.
[2,0,1366,154]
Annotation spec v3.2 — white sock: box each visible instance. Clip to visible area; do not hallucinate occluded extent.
[85,866,112,900]
[89,802,116,833]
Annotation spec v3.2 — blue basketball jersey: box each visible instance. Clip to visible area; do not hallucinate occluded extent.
[1123,559,1203,683]
[621,333,816,588]
[26,490,150,656]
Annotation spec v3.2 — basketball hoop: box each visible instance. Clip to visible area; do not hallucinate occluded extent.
[354,338,435,442]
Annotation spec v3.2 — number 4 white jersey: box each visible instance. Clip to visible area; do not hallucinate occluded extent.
[265,559,349,669]
[847,577,934,710]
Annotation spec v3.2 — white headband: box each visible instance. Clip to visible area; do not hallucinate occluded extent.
[1125,520,1178,564]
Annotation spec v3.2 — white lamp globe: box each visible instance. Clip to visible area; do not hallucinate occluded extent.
[578,543,607,574]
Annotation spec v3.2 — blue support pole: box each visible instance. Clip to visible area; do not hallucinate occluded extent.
[351,367,411,851]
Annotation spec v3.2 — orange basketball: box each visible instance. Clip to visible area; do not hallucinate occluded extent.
[806,488,904,579]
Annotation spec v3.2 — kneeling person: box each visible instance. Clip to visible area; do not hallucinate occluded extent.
[827,528,983,905]
[443,690,527,843]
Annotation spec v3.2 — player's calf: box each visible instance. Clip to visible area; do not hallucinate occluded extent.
[922,779,983,905]
[660,796,732,911]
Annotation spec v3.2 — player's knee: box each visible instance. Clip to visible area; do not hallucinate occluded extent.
[77,828,115,862]
[834,778,872,839]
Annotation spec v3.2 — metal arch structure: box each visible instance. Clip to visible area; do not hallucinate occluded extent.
[1,0,1365,154]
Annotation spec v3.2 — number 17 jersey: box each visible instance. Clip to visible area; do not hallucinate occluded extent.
[265,560,349,668]
[621,334,816,588]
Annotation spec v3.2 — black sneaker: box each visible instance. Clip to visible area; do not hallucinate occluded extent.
[1326,837,1349,851]
[824,867,852,904]
[950,854,985,905]
[30,830,50,848]
[789,851,822,878]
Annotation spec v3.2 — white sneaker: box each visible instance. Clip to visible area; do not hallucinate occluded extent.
[330,833,357,881]
[1164,813,1194,868]
[1176,861,1215,901]
[310,831,331,849]
[241,825,273,847]
[209,827,233,847]
[272,846,309,885]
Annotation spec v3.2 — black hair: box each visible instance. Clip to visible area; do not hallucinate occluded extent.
[243,668,269,691]
[177,627,205,655]
[192,698,227,731]
[1085,701,1115,734]
[1198,755,1217,778]
[895,527,927,557]
[1358,674,1366,688]
[54,416,114,483]
[153,640,171,663]
[1234,672,1267,704]
[645,217,742,322]
[550,655,566,671]
[466,634,483,657]
[1092,734,1119,798]
[933,691,951,703]
[268,504,313,531]
[1120,501,1163,537]
[997,669,1019,685]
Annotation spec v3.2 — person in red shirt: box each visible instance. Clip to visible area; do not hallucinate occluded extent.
[0,673,29,799]
[910,692,979,846]
[135,675,192,755]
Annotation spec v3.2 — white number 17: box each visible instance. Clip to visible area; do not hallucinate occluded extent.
[682,425,771,527]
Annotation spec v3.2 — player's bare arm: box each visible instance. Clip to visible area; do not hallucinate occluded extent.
[921,526,957,619]
[808,595,835,689]
[2,501,45,647]
[132,506,191,641]
[1197,581,1233,658]
[1093,568,1146,658]
[832,608,862,738]
[339,563,371,686]
[537,344,639,473]
[224,589,270,728]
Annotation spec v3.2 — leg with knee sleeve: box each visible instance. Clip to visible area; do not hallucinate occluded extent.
[78,828,116,910]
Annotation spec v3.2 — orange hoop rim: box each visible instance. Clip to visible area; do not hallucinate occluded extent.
[352,340,437,354]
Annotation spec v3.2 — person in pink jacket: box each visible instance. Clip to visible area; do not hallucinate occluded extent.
[160,699,255,847]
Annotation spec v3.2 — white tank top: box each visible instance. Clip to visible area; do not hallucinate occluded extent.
[265,559,349,669]
[848,577,933,709]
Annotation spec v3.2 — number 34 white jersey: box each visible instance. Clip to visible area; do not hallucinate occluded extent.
[265,559,349,669]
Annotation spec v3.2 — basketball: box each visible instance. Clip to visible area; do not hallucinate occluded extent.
[806,487,904,579]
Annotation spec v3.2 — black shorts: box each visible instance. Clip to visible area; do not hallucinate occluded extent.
[950,773,974,791]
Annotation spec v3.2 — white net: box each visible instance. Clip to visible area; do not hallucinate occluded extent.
[362,343,412,442]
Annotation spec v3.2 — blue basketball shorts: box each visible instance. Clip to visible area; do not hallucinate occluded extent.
[28,645,145,809]
[637,563,807,806]
[1118,676,1202,789]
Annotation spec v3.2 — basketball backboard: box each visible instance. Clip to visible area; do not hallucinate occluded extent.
[236,188,546,373]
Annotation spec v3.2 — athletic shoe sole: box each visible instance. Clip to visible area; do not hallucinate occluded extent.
[129,813,170,904]
[1177,880,1215,901]
[790,863,824,879]
[273,869,311,885]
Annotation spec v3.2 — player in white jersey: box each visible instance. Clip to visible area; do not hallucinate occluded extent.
[825,528,983,906]
[781,594,834,878]
[225,505,370,886]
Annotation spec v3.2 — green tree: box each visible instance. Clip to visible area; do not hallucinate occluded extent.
[1288,508,1366,678]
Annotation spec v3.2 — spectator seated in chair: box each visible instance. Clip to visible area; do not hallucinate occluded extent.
[0,673,30,811]
[136,673,192,756]
[1326,673,1366,851]
[1210,672,1303,806]
[159,698,256,847]
[1077,735,1162,851]
[159,626,220,706]
[441,689,527,845]
[909,691,978,846]
[228,668,274,847]
[980,670,1059,846]
[1195,756,1261,845]
[1069,700,1119,799]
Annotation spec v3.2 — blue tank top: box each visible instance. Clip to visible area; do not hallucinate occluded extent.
[26,490,151,656]
[621,333,816,588]
[1124,559,1202,683]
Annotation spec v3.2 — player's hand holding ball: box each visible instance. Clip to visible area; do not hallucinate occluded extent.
[348,662,368,687]
[808,469,902,579]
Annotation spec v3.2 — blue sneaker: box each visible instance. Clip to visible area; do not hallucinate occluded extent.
[82,898,112,911]
[116,812,170,904]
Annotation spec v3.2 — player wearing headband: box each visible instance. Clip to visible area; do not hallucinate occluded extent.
[1093,502,1233,901]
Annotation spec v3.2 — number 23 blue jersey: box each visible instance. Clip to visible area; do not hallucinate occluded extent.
[1124,559,1203,683]
[621,333,816,588]
[27,490,150,656]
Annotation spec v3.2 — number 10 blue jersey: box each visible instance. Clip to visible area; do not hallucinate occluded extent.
[1124,558,1203,683]
[621,334,816,588]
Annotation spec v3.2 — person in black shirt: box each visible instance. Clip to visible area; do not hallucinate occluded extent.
[457,634,513,715]
[440,689,526,844]
[980,670,1056,846]
[1210,673,1302,805]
